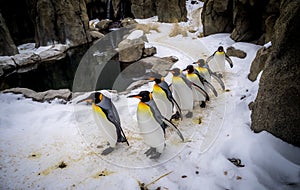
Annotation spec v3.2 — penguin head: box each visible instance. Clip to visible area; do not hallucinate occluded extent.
[145,72,163,84]
[127,91,152,102]
[166,68,181,76]
[183,65,194,74]
[197,59,205,67]
[217,46,224,52]
[77,92,103,104]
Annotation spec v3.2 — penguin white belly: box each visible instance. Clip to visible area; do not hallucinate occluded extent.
[172,78,193,111]
[152,92,173,120]
[196,67,211,83]
[137,103,165,153]
[211,54,225,73]
[187,75,206,102]
[92,105,117,148]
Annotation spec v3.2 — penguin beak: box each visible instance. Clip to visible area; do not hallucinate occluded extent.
[166,69,174,74]
[127,94,142,99]
[76,93,94,104]
[148,77,155,81]
[76,98,93,104]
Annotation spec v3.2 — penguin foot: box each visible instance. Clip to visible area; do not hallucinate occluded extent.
[171,111,181,120]
[117,136,127,143]
[200,101,206,108]
[185,111,193,118]
[149,151,161,159]
[145,147,156,157]
[101,147,114,155]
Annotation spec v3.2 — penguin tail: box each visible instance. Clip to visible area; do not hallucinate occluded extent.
[162,117,184,142]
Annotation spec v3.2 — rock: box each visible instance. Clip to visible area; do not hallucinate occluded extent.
[28,0,91,47]
[131,0,157,19]
[0,13,19,56]
[89,30,105,40]
[226,47,247,58]
[201,0,234,36]
[0,56,16,77]
[161,56,179,63]
[230,0,268,42]
[131,0,187,22]
[251,0,300,147]
[248,47,271,81]
[95,19,112,32]
[137,56,174,77]
[143,47,157,57]
[156,0,187,23]
[118,30,147,62]
[2,87,72,102]
[12,53,41,67]
[121,18,137,27]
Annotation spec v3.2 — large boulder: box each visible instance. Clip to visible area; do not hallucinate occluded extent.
[201,0,234,36]
[118,30,146,62]
[248,46,271,82]
[28,0,91,47]
[250,0,300,147]
[0,13,19,56]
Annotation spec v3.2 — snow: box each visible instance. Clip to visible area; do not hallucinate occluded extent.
[1,2,300,189]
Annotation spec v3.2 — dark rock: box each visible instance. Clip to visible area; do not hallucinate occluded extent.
[0,0,35,45]
[248,46,271,82]
[201,0,234,36]
[143,47,157,57]
[0,13,19,56]
[0,57,16,77]
[29,0,91,47]
[131,0,187,22]
[251,0,300,147]
[226,47,247,58]
[95,19,113,32]
[121,17,138,27]
[131,0,157,19]
[230,0,268,42]
[156,0,187,22]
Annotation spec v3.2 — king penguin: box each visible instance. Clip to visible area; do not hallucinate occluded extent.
[147,72,182,120]
[193,59,225,90]
[183,65,216,108]
[206,46,233,75]
[128,91,184,159]
[167,68,209,118]
[77,92,129,155]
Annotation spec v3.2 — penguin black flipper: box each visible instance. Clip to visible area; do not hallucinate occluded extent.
[180,74,193,89]
[162,117,184,142]
[170,97,183,120]
[211,72,225,90]
[206,51,216,64]
[225,54,233,68]
[100,97,129,146]
[203,80,218,97]
[191,82,210,101]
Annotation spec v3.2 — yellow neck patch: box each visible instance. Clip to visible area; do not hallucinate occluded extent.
[216,51,225,55]
[138,102,151,114]
[153,84,165,94]
[92,103,107,118]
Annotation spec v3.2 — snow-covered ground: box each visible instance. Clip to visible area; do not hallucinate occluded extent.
[1,1,300,189]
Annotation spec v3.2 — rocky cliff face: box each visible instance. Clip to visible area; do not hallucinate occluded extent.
[0,13,19,56]
[131,0,187,22]
[201,0,280,44]
[250,0,300,147]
